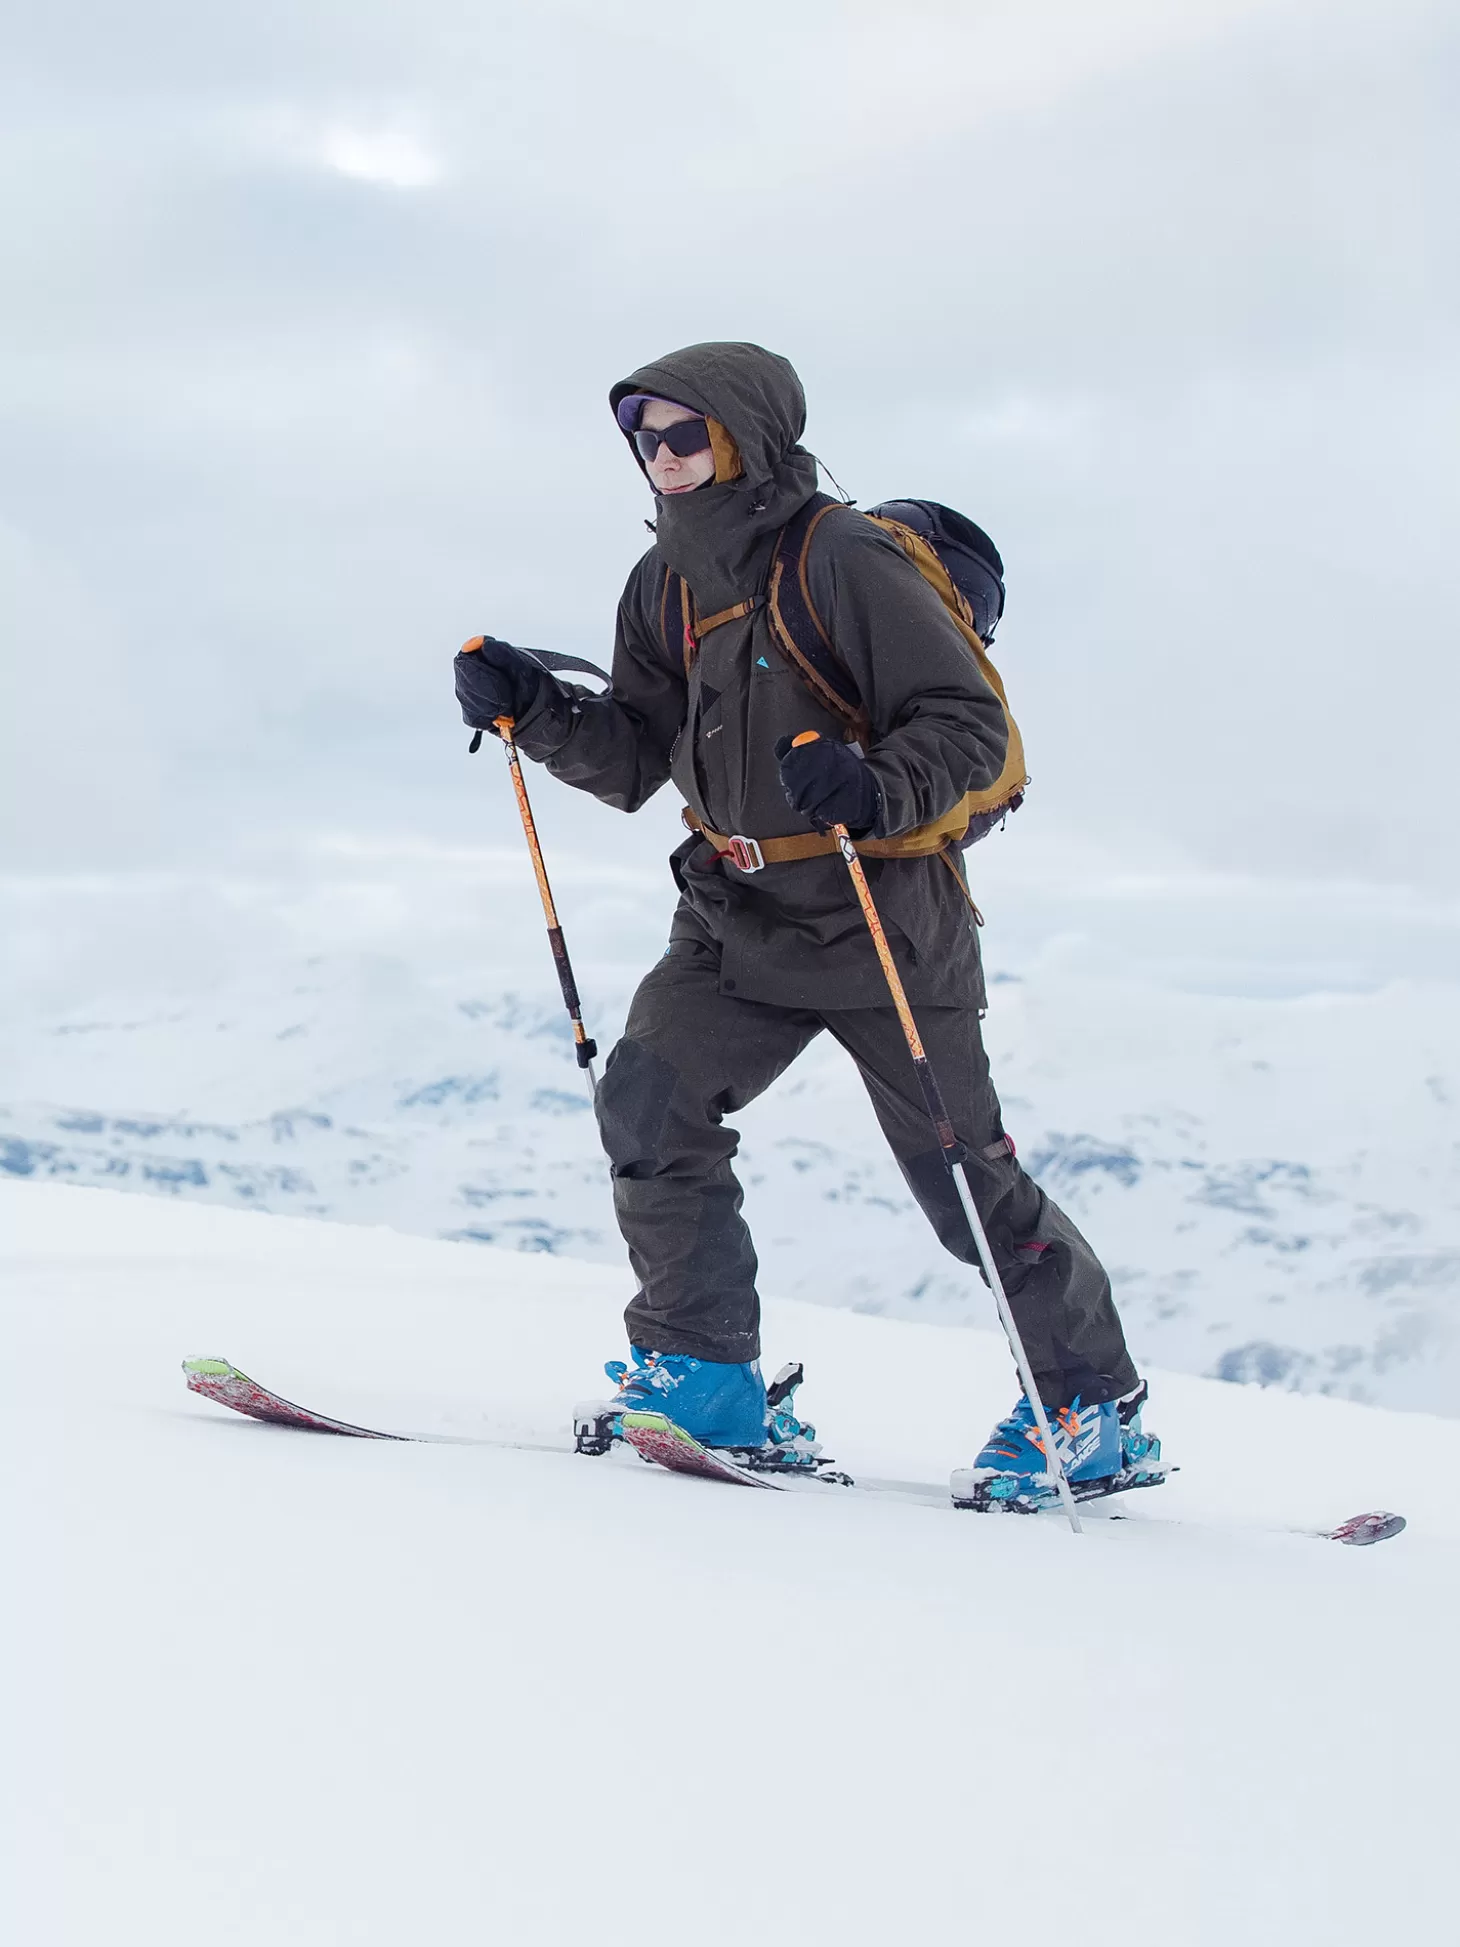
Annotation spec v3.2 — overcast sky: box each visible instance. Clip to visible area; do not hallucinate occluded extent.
[3,0,1457,932]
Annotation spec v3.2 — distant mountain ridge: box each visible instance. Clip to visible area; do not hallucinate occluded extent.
[4,957,1457,1413]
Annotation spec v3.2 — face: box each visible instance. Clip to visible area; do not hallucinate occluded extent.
[638,398,717,496]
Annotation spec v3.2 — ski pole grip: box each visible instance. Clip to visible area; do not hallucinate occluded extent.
[495,714,515,739]
[791,731,820,747]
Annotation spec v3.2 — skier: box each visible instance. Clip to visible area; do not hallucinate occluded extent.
[454,341,1160,1508]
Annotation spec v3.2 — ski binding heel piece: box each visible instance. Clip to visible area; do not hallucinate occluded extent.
[758,1359,827,1470]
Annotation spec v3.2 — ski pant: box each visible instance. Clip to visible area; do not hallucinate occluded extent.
[594,939,1139,1409]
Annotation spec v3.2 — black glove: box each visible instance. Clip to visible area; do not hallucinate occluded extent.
[775,733,883,836]
[454,635,554,731]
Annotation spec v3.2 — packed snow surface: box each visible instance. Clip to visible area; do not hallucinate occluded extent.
[6,1179,1456,1945]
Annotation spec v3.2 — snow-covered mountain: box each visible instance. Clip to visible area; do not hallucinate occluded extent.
[6,1177,1455,1946]
[5,940,1457,1414]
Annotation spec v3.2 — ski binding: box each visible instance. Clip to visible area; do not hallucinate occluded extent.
[577,1359,850,1483]
[951,1460,1172,1514]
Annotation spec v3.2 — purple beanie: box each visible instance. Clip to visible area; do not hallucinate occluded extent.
[615,392,696,432]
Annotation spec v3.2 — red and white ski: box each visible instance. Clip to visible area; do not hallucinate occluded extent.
[617,1409,786,1489]
[1321,1510,1406,1546]
[183,1357,405,1438]
[182,1356,568,1460]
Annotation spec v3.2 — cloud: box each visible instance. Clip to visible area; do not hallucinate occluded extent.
[315,121,443,190]
[0,0,1455,919]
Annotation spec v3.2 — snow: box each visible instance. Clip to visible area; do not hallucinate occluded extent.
[6,940,1458,1412]
[7,1177,1456,1945]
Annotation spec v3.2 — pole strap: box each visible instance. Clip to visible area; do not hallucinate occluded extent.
[458,638,611,689]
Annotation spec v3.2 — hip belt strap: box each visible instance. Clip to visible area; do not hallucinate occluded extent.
[680,809,982,922]
[682,804,967,863]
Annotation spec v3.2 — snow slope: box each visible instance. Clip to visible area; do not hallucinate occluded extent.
[5,944,1458,1412]
[6,1178,1456,1946]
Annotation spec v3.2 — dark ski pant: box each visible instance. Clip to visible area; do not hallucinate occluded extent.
[595,941,1139,1410]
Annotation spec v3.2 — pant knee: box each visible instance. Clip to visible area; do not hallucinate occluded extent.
[596,1036,678,1176]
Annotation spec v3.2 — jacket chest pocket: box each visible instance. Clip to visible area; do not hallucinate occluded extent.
[745,641,850,748]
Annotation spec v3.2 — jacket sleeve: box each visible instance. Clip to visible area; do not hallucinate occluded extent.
[507,556,686,814]
[806,515,1009,837]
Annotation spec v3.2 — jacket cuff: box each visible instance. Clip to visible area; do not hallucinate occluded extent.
[863,759,916,837]
[509,675,579,760]
[850,771,887,839]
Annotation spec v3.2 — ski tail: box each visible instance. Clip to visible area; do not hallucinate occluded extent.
[183,1357,403,1440]
[1323,1511,1406,1546]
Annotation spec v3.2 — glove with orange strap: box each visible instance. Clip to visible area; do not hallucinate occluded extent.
[774,732,883,837]
[454,635,560,732]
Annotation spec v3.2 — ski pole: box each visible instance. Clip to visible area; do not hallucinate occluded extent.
[789,731,1081,1533]
[491,714,599,1098]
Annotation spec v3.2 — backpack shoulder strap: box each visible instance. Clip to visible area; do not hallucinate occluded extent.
[659,565,761,678]
[657,567,697,677]
[766,496,872,738]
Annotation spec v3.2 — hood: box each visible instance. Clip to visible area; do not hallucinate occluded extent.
[610,341,820,608]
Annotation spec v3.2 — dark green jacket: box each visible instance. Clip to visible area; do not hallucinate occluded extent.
[511,342,1009,1011]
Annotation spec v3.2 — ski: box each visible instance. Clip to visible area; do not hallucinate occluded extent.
[618,1410,786,1489]
[181,1356,573,1459]
[183,1358,1405,1546]
[1102,1506,1406,1547]
[184,1357,407,1439]
[617,1409,1403,1546]
[1315,1510,1406,1546]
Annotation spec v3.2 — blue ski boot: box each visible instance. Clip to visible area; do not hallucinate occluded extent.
[950,1381,1166,1512]
[575,1347,770,1453]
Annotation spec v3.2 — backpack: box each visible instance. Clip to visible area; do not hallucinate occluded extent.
[664,493,1027,850]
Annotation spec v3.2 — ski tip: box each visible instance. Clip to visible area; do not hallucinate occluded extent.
[1326,1510,1406,1546]
[182,1356,237,1379]
[619,1412,784,1489]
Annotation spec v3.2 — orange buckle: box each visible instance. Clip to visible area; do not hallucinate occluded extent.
[725,834,765,873]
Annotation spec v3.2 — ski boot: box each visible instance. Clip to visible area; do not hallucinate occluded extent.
[950,1381,1167,1513]
[573,1347,769,1455]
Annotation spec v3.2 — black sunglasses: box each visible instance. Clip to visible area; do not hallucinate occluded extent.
[632,418,712,463]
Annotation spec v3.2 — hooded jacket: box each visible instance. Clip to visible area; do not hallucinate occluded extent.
[509,341,1009,1011]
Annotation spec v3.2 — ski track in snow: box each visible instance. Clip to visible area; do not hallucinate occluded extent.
[5,1178,1457,1946]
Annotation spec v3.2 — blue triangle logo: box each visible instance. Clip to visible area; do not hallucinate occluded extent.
[756,656,769,668]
